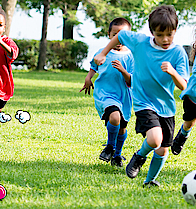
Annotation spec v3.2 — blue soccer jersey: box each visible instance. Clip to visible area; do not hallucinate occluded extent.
[118,30,189,117]
[90,48,134,122]
[180,57,196,104]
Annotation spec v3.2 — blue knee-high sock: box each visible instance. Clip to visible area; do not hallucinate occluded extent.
[144,151,169,183]
[107,121,120,149]
[181,124,192,137]
[138,138,154,158]
[113,130,127,158]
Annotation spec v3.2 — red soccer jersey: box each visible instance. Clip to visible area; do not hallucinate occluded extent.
[0,35,19,101]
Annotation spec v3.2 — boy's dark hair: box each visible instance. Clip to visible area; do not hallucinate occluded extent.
[0,6,6,24]
[149,5,178,34]
[108,18,131,34]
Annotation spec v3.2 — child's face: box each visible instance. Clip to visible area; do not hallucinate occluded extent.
[0,14,5,36]
[152,27,176,49]
[108,24,130,51]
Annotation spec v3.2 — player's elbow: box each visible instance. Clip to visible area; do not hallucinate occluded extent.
[180,81,187,91]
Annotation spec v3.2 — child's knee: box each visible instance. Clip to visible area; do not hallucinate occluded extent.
[146,127,163,148]
[155,147,169,156]
[109,111,121,126]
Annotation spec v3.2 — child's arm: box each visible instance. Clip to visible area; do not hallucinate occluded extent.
[161,62,187,90]
[111,60,131,86]
[80,69,95,95]
[0,38,12,57]
[94,35,120,66]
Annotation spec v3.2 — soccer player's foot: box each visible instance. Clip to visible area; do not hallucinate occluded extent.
[171,130,188,155]
[143,180,160,188]
[126,150,146,178]
[111,155,126,167]
[99,144,115,163]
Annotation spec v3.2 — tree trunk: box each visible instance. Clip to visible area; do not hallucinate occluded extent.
[63,17,73,39]
[62,2,79,40]
[37,0,50,70]
[2,0,17,36]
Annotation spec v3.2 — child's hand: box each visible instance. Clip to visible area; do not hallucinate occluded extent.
[80,79,94,95]
[94,53,106,66]
[111,60,125,73]
[161,62,175,75]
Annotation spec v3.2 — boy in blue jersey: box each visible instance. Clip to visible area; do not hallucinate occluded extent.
[171,44,196,155]
[94,5,189,186]
[80,18,134,167]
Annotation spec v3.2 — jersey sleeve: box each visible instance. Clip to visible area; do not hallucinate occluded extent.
[175,47,190,81]
[118,30,146,53]
[90,49,104,72]
[2,36,19,63]
[127,53,134,75]
[90,58,98,72]
[122,52,134,87]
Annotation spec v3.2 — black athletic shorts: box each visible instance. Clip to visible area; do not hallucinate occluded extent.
[135,109,175,147]
[102,105,128,128]
[183,96,196,121]
[0,99,7,109]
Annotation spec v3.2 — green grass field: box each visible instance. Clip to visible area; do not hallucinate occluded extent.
[0,70,195,208]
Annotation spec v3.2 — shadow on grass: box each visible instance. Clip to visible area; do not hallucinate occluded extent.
[0,159,191,208]
[13,70,88,84]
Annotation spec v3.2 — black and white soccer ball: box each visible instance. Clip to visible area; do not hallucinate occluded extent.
[182,170,196,205]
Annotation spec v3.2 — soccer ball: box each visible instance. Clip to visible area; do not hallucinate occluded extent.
[182,170,196,205]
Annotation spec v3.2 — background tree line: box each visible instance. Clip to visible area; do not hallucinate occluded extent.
[1,0,196,70]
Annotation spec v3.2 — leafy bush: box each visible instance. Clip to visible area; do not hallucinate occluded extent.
[13,39,40,69]
[13,39,88,70]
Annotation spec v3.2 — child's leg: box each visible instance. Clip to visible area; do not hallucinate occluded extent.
[183,119,196,134]
[113,128,127,157]
[143,116,174,186]
[99,111,120,162]
[172,119,196,155]
[126,127,163,178]
[107,111,121,148]
[172,96,196,155]
[138,127,162,157]
[126,110,163,178]
[144,147,169,184]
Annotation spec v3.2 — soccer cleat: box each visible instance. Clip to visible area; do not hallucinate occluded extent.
[126,151,146,178]
[171,130,188,155]
[111,156,126,167]
[143,180,160,188]
[99,144,115,163]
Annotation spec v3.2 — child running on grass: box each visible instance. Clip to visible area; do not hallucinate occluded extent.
[94,5,189,186]
[80,18,134,167]
[171,41,196,155]
[0,7,18,114]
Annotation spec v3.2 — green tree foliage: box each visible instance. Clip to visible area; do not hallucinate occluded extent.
[82,0,196,37]
[161,0,196,25]
[3,0,196,39]
[52,0,81,39]
[0,0,17,36]
[17,0,81,39]
[14,39,88,69]
[82,0,150,37]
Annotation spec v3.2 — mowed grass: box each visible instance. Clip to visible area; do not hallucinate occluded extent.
[0,70,195,208]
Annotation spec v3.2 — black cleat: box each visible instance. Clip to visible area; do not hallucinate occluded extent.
[111,156,126,167]
[99,144,115,163]
[143,180,160,188]
[171,130,188,155]
[126,151,146,178]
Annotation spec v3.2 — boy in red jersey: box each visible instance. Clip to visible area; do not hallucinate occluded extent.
[0,7,19,113]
